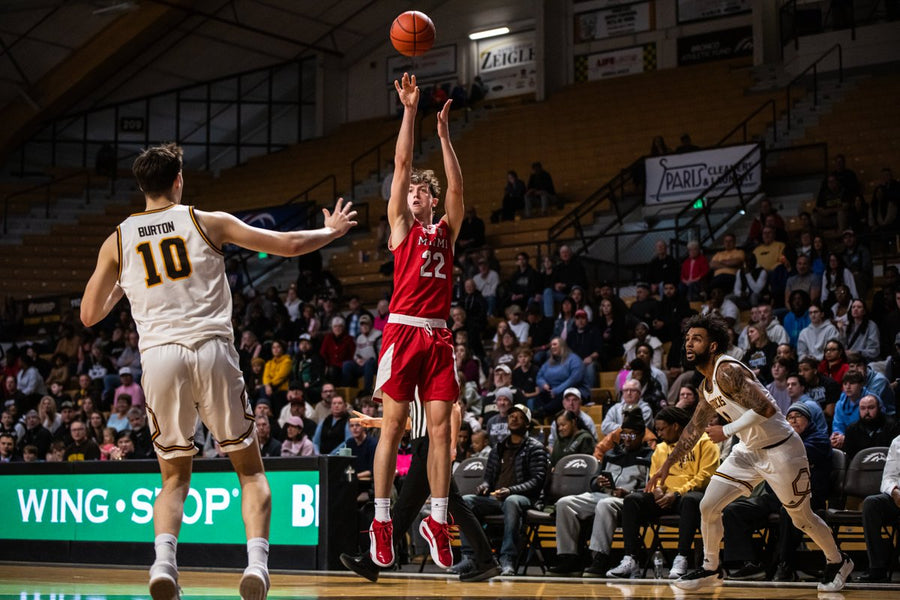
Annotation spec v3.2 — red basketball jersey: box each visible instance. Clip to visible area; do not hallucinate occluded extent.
[389,219,453,319]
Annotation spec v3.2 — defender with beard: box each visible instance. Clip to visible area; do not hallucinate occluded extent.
[647,314,852,592]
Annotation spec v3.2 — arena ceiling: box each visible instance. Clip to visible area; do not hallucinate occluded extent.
[0,0,460,162]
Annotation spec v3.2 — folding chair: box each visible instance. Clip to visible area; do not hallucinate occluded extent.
[826,446,889,549]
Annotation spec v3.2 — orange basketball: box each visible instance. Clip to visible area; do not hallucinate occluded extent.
[390,11,435,57]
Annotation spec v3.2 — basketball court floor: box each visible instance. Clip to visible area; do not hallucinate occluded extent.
[2,564,900,600]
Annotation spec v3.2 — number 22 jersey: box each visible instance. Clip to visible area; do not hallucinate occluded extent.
[117,204,233,352]
[389,219,453,319]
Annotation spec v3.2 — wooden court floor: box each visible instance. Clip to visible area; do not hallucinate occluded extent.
[3,564,900,600]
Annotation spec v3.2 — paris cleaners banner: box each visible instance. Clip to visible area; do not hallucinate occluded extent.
[644,144,761,205]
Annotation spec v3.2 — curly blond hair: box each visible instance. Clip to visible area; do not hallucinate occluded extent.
[410,168,441,198]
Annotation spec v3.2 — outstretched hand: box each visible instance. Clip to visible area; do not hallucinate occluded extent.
[322,197,358,237]
[394,72,419,109]
[437,99,452,139]
[350,410,383,429]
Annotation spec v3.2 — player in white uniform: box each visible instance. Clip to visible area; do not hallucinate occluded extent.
[81,143,356,600]
[646,314,852,592]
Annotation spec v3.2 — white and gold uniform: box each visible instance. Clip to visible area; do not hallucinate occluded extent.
[118,204,253,459]
[696,354,841,570]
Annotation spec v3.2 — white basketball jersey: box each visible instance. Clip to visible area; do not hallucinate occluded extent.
[117,204,233,352]
[702,354,794,450]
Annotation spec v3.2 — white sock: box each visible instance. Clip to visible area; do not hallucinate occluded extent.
[431,497,449,524]
[374,498,391,522]
[154,533,178,566]
[247,537,269,569]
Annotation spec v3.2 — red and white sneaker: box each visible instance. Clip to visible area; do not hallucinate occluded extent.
[418,515,453,569]
[369,519,394,567]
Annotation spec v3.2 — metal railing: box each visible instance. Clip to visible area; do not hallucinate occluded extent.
[780,0,891,50]
[786,43,843,130]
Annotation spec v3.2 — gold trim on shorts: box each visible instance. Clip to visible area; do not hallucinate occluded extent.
[713,471,754,493]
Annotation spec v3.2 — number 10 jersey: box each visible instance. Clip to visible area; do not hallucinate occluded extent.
[117,204,233,352]
[389,219,453,319]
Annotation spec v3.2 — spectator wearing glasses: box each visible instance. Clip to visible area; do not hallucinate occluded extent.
[601,379,654,436]
[818,339,849,385]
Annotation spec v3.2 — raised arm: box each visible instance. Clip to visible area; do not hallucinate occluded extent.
[437,99,464,245]
[81,232,125,327]
[201,197,357,256]
[644,400,716,492]
[387,73,419,248]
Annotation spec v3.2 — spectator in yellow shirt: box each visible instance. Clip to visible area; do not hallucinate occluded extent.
[752,226,786,272]
[263,340,292,406]
[606,407,719,579]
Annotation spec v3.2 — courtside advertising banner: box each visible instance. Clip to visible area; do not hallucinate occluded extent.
[644,144,761,205]
[0,470,319,545]
[574,2,653,42]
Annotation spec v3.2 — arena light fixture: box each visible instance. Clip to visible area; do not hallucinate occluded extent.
[469,27,510,40]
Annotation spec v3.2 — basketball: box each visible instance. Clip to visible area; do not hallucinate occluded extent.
[390,11,435,57]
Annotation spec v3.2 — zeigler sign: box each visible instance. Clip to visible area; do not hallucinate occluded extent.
[1,470,319,545]
[644,144,762,205]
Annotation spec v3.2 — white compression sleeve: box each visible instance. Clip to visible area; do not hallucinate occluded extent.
[721,408,768,437]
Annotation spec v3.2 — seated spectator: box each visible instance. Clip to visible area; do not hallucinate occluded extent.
[456,207,486,255]
[256,415,282,458]
[680,241,709,301]
[526,304,554,363]
[46,439,66,462]
[99,427,118,460]
[542,245,588,318]
[490,330,520,372]
[628,359,667,414]
[547,388,598,449]
[462,403,548,576]
[709,233,744,292]
[505,304,530,344]
[481,365,524,420]
[654,281,694,345]
[313,394,351,455]
[675,133,700,153]
[732,253,768,310]
[281,415,316,457]
[741,323,778,385]
[460,279,489,355]
[499,170,526,221]
[607,407,719,579]
[831,372,869,444]
[843,395,900,461]
[816,173,851,232]
[511,348,539,406]
[798,302,840,361]
[722,401,830,582]
[646,240,680,297]
[262,339,293,407]
[524,161,558,218]
[821,253,858,304]
[18,409,52,458]
[840,229,872,299]
[550,410,596,466]
[319,319,355,386]
[549,409,652,576]
[246,357,267,405]
[341,314,381,392]
[819,338,849,387]
[567,310,601,389]
[623,322,664,370]
[766,358,792,414]
[485,387,514,447]
[54,401,78,445]
[700,286,740,332]
[535,337,586,420]
[0,432,18,462]
[0,409,24,444]
[505,253,542,312]
[470,429,492,458]
[473,258,500,317]
[858,433,900,582]
[277,383,316,435]
[126,408,154,458]
[784,373,828,436]
[342,420,377,478]
[843,299,880,361]
[114,367,145,410]
[785,254,821,305]
[752,226,785,274]
[846,352,895,414]
[738,303,789,351]
[16,353,47,402]
[782,290,811,349]
[799,357,841,421]
[44,352,71,390]
[64,419,101,461]
[629,282,659,326]
[107,393,132,432]
[870,167,900,241]
[73,373,102,413]
[38,395,61,435]
[601,379,654,436]
[597,298,628,369]
[615,343,669,397]
[675,384,700,415]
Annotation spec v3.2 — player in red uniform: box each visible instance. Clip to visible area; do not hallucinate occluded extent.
[369,73,464,570]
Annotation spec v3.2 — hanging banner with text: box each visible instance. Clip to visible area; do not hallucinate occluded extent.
[476,31,537,99]
[645,144,761,205]
[575,2,653,42]
[574,43,657,82]
[677,0,751,23]
[677,26,753,65]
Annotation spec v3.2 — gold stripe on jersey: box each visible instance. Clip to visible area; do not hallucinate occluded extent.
[131,203,177,217]
[146,404,197,453]
[189,206,223,255]
[115,226,123,282]
[218,421,255,447]
[713,471,754,493]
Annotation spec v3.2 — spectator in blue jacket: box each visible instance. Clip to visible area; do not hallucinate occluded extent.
[831,371,871,446]
[535,337,586,420]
